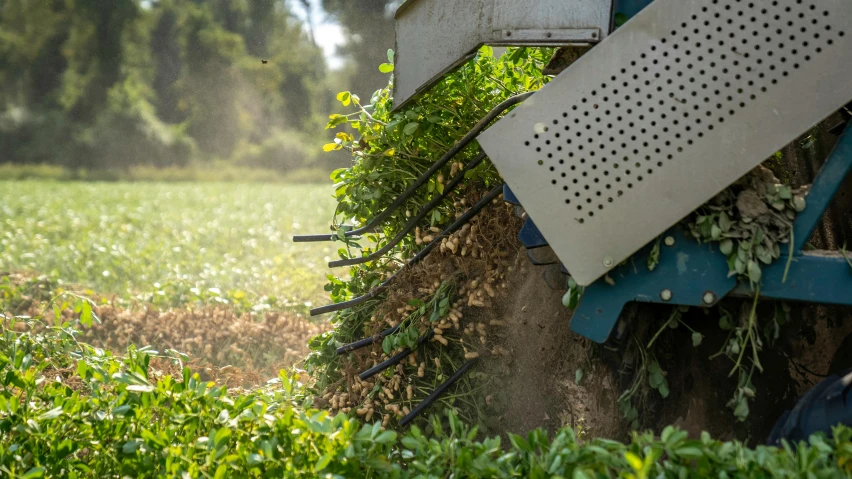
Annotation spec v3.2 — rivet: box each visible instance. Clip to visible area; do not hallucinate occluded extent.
[603,255,614,267]
[702,291,716,304]
[664,236,676,246]
[660,289,673,301]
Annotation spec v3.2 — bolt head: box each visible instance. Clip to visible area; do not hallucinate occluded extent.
[660,289,672,301]
[702,292,716,304]
[603,255,614,267]
[664,236,675,247]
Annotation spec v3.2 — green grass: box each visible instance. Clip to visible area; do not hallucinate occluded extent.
[0,180,338,312]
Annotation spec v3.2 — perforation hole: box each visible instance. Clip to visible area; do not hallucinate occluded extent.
[521,0,837,222]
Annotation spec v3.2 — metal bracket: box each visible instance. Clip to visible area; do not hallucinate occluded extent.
[392,0,611,110]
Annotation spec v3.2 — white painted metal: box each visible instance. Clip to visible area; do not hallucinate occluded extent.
[479,0,852,286]
[392,0,612,110]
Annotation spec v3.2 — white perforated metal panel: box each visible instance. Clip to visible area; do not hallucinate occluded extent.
[479,0,852,286]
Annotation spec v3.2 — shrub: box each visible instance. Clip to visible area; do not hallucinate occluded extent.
[1,320,851,478]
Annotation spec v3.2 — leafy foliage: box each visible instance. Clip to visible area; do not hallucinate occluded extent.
[321,45,551,299]
[0,181,336,313]
[2,322,852,478]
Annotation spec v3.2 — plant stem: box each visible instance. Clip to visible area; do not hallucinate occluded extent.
[729,286,760,377]
[646,309,678,349]
[782,228,794,283]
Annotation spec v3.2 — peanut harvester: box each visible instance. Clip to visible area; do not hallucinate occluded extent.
[296,0,852,434]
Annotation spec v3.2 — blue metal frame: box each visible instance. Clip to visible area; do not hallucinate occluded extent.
[572,124,852,343]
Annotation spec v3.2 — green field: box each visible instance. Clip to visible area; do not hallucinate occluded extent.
[0,181,338,312]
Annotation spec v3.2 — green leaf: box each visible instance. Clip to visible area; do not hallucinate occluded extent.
[213,465,228,479]
[375,430,397,444]
[624,451,643,471]
[658,380,670,398]
[38,406,63,420]
[379,62,394,73]
[674,446,703,459]
[747,260,762,283]
[326,114,348,130]
[562,290,573,308]
[21,467,45,479]
[126,384,155,393]
[323,143,341,152]
[122,440,141,454]
[387,49,394,63]
[692,332,703,347]
[80,300,93,327]
[733,398,750,419]
[719,212,732,232]
[711,224,722,240]
[735,258,746,275]
[403,122,419,135]
[614,12,629,27]
[336,91,351,106]
[315,453,333,471]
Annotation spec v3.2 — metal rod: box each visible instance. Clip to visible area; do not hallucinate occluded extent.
[335,325,399,355]
[292,93,532,243]
[792,122,852,252]
[358,331,435,381]
[328,152,488,268]
[399,358,478,427]
[310,184,504,316]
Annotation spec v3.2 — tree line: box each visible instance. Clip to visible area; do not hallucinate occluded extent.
[0,0,397,174]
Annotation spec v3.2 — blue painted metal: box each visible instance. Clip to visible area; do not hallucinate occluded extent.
[572,229,736,343]
[732,253,852,305]
[612,0,654,23]
[518,218,549,249]
[503,184,521,206]
[526,247,558,266]
[571,123,852,343]
[792,126,852,252]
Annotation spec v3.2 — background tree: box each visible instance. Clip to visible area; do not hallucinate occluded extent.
[321,0,398,97]
[0,0,338,172]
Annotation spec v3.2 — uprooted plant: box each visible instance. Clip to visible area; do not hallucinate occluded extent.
[305,46,557,428]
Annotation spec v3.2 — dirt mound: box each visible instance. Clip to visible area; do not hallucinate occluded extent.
[477,261,623,438]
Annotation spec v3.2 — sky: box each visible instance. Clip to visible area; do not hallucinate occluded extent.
[288,0,346,70]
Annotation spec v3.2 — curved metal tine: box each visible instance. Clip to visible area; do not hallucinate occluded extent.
[399,358,478,427]
[328,152,487,268]
[358,331,435,381]
[292,92,532,243]
[335,324,400,355]
[310,184,504,316]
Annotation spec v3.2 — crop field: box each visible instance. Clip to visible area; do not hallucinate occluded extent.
[0,180,337,312]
